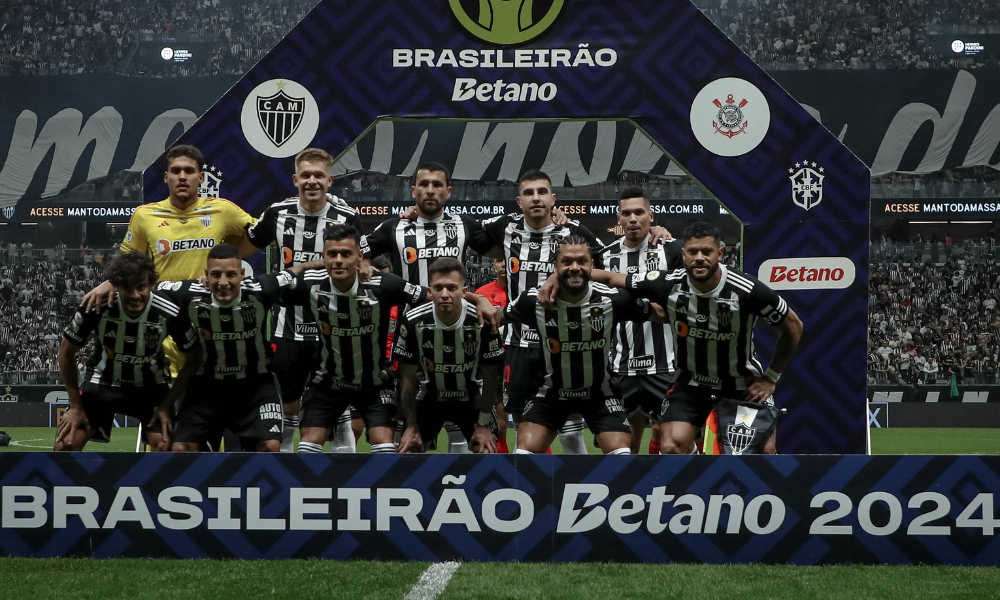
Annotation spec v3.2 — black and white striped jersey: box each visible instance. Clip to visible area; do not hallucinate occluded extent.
[482,214,605,349]
[360,213,496,287]
[625,265,789,392]
[245,197,363,342]
[392,300,504,403]
[287,270,427,391]
[63,293,197,387]
[601,237,683,376]
[505,284,651,401]
[158,271,295,380]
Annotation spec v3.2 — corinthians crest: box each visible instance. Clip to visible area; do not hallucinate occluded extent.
[789,160,825,210]
[712,94,749,138]
[257,88,305,147]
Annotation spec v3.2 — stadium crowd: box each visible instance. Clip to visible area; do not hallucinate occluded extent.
[0,244,100,384]
[868,238,1000,386]
[1,0,997,76]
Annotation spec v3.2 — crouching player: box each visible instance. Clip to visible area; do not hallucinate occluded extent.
[55,252,200,451]
[395,258,503,453]
[158,244,316,452]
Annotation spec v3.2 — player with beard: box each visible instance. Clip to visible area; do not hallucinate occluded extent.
[56,252,200,451]
[240,147,364,453]
[503,237,658,455]
[394,258,504,453]
[600,188,683,454]
[544,222,803,455]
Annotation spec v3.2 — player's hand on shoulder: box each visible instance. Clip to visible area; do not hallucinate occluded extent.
[81,280,115,312]
[551,206,568,225]
[537,273,560,306]
[400,205,419,221]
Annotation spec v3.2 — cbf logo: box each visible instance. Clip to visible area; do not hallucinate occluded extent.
[241,79,320,158]
[449,0,564,45]
[789,160,825,211]
[198,164,223,198]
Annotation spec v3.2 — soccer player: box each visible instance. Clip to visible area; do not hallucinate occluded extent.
[241,147,365,453]
[361,162,499,454]
[475,256,510,452]
[568,221,804,455]
[600,188,683,454]
[505,237,656,455]
[394,258,504,453]
[55,252,200,451]
[159,243,311,453]
[482,170,607,454]
[84,145,257,380]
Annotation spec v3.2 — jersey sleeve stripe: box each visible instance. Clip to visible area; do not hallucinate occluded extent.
[404,303,435,320]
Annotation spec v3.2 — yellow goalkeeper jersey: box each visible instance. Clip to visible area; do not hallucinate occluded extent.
[120,197,256,280]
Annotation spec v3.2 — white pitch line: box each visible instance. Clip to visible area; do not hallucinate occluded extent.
[9,439,50,449]
[403,561,461,600]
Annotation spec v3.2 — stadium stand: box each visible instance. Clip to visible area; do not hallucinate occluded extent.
[2,0,998,76]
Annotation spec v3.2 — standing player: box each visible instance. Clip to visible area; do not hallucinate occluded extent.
[482,170,606,454]
[361,162,498,454]
[475,256,510,452]
[55,252,200,451]
[160,244,312,452]
[84,145,257,381]
[241,147,364,453]
[395,258,504,453]
[504,237,655,455]
[572,222,803,455]
[601,188,683,454]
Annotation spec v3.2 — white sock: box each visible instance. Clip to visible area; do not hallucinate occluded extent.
[689,444,700,455]
[558,419,588,454]
[298,441,323,454]
[514,448,533,454]
[445,422,471,454]
[371,443,396,454]
[608,448,631,456]
[328,410,356,453]
[280,415,300,453]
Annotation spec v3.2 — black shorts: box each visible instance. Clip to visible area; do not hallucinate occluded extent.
[503,345,545,415]
[416,401,497,446]
[79,382,168,443]
[300,384,397,431]
[522,395,629,435]
[173,375,284,445]
[660,383,728,426]
[271,338,322,404]
[615,372,674,422]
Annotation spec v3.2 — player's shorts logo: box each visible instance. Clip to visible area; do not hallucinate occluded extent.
[448,0,564,45]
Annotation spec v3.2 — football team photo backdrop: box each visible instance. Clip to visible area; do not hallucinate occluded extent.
[141,0,871,454]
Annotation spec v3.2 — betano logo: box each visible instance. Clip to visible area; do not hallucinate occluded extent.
[758,257,856,290]
[448,0,564,45]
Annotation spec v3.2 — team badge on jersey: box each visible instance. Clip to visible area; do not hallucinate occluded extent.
[443,223,459,240]
[200,215,213,228]
[357,301,372,321]
[241,305,257,324]
[646,252,660,273]
[143,325,162,349]
[718,307,732,328]
[588,307,605,331]
[463,330,478,356]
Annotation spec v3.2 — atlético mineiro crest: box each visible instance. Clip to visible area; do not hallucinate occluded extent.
[257,89,304,147]
[200,215,213,228]
[713,94,749,138]
[0,206,13,221]
[443,223,459,240]
[726,422,755,455]
[357,301,372,321]
[199,164,222,198]
[588,307,605,331]
[645,251,660,273]
[463,331,478,356]
[789,160,825,211]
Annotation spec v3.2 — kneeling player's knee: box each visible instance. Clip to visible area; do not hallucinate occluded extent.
[258,440,280,453]
[659,437,690,455]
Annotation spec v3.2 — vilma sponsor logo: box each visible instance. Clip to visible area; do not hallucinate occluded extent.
[758,257,856,290]
[789,159,825,210]
[448,0,564,45]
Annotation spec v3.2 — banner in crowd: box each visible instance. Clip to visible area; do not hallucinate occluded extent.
[0,386,66,404]
[868,385,1000,403]
[0,453,997,565]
